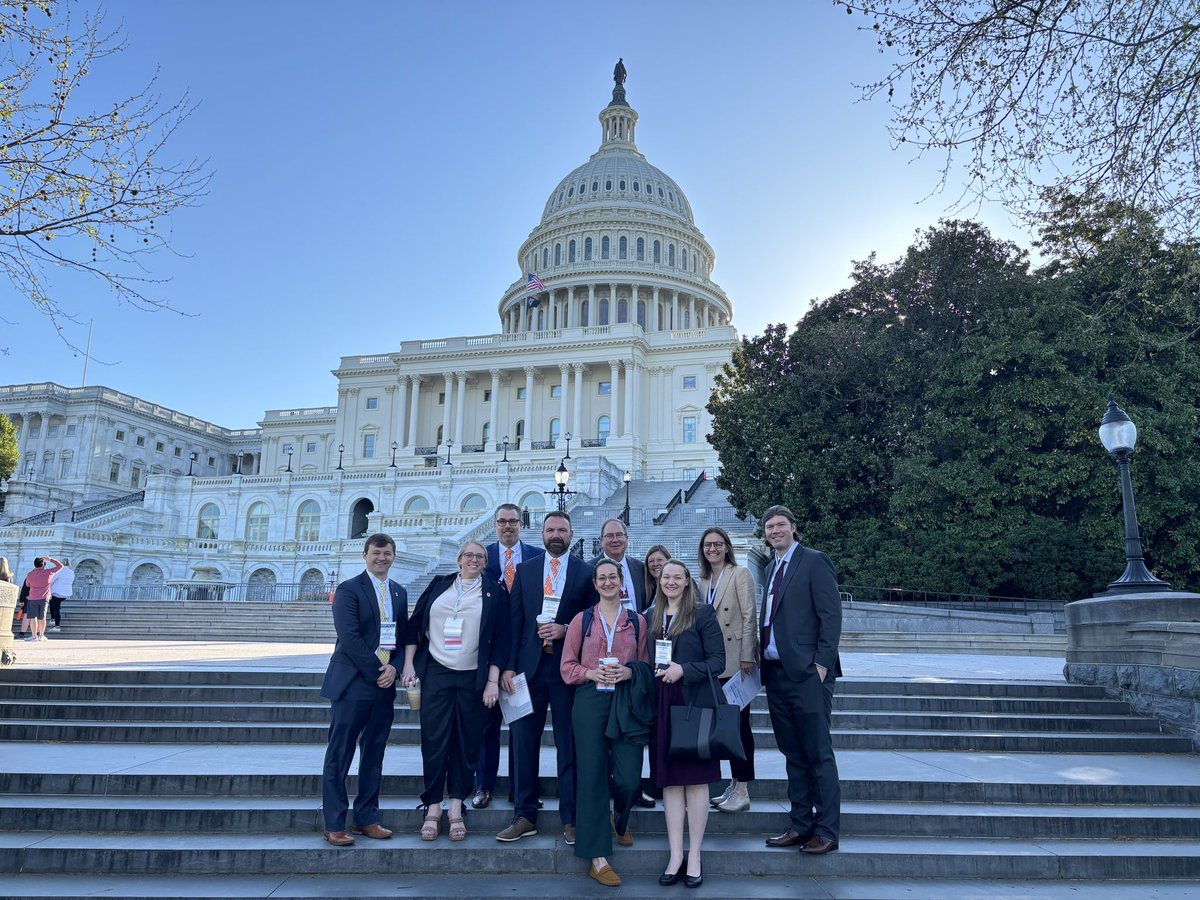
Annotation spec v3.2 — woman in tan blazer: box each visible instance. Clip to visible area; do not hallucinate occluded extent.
[697,526,758,813]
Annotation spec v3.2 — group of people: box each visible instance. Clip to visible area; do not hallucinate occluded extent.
[320,502,843,887]
[1,555,74,641]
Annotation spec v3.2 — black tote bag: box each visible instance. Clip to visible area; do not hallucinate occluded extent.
[667,669,745,763]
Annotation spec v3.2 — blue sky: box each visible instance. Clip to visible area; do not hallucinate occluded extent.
[3,0,1032,428]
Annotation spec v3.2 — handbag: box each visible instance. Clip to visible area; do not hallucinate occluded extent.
[667,668,745,763]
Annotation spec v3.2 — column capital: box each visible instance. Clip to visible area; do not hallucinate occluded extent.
[608,359,621,370]
[383,384,397,394]
[442,371,455,383]
[523,365,536,377]
[572,362,585,373]
[489,368,502,380]
[454,370,469,382]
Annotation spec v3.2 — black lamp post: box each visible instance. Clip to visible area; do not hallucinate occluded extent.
[285,446,293,473]
[389,441,398,467]
[328,568,337,599]
[444,440,454,467]
[621,469,632,524]
[501,435,510,463]
[564,431,572,459]
[1098,396,1171,594]
[545,460,577,512]
[336,444,345,471]
[187,452,197,477]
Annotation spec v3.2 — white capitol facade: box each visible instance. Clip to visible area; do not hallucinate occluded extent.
[0,72,740,593]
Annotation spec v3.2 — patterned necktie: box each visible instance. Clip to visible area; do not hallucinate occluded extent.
[544,557,559,595]
[761,560,786,653]
[375,580,391,666]
[504,548,515,590]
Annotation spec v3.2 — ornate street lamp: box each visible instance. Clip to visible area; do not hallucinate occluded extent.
[621,470,632,524]
[444,440,454,467]
[564,431,572,459]
[336,444,345,471]
[187,452,197,477]
[545,459,577,512]
[1098,396,1171,594]
[284,446,293,473]
[389,441,398,468]
[501,435,510,463]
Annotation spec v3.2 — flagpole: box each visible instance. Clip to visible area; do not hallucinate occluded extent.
[81,319,93,387]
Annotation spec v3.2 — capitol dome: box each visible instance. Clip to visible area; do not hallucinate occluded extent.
[498,68,731,335]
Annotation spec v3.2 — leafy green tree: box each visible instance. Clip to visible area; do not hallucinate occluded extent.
[710,213,1200,600]
[0,414,17,481]
[1,0,208,349]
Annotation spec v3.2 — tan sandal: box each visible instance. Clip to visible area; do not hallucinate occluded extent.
[448,816,466,841]
[420,808,441,841]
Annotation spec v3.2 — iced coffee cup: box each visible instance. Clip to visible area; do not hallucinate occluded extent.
[406,678,422,710]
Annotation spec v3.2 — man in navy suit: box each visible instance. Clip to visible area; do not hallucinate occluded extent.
[496,510,597,845]
[320,533,408,846]
[758,505,843,855]
[473,503,544,809]
[588,518,647,613]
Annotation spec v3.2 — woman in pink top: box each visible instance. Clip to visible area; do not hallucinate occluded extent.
[22,556,62,642]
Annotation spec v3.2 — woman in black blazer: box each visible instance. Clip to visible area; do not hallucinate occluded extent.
[401,541,509,842]
[645,559,725,888]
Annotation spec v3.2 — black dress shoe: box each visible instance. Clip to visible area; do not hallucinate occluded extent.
[684,869,702,889]
[471,789,491,809]
[634,791,655,808]
[765,828,810,847]
[800,834,839,855]
[658,859,685,885]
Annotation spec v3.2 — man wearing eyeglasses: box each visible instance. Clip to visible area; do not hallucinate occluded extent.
[472,503,544,809]
[589,518,647,613]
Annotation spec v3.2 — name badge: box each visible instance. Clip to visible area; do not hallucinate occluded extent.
[541,596,560,619]
[655,639,672,669]
[443,616,464,651]
[379,622,397,650]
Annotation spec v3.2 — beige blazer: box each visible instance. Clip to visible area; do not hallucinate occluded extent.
[699,564,758,678]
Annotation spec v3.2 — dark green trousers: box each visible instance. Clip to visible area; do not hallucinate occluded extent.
[571,682,642,860]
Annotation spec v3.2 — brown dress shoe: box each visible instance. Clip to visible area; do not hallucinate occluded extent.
[588,862,621,886]
[801,835,839,854]
[323,830,354,846]
[610,813,633,847]
[351,823,393,839]
[765,828,809,848]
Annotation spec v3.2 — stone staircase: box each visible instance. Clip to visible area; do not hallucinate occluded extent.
[1,667,1198,897]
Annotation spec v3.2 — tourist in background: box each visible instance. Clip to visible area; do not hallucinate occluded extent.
[48,558,74,633]
[560,559,650,886]
[403,540,509,842]
[0,557,13,583]
[697,526,758,813]
[646,559,725,887]
[21,556,62,642]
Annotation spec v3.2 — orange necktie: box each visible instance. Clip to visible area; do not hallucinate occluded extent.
[504,548,515,590]
[544,557,559,595]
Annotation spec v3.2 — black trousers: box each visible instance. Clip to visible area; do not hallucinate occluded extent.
[511,654,576,825]
[764,662,840,840]
[49,596,65,627]
[474,703,515,794]
[719,675,756,783]
[419,659,487,806]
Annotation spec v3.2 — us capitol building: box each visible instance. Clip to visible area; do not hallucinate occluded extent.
[0,68,741,595]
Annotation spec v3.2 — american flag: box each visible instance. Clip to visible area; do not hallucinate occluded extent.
[527,272,546,292]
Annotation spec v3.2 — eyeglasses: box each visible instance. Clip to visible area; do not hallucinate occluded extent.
[595,574,622,583]
[702,541,726,550]
[460,553,486,561]
[496,518,520,526]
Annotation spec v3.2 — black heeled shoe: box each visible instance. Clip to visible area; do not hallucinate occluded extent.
[684,864,702,889]
[659,857,685,886]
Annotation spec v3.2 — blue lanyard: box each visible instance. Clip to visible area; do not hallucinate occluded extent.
[598,607,620,654]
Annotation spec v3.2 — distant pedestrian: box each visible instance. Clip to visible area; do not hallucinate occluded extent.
[0,557,13,584]
[21,556,63,642]
[48,559,74,633]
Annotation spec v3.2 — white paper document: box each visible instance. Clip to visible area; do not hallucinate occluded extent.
[500,672,534,724]
[722,667,762,710]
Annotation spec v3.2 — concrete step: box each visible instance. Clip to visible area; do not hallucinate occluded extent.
[3,831,1199,879]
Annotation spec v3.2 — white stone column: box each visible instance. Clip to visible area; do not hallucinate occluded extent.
[558,364,569,445]
[624,360,636,440]
[672,291,680,330]
[407,376,421,450]
[608,360,620,437]
[490,368,501,451]
[587,284,595,326]
[523,366,535,449]
[652,287,660,332]
[388,382,404,453]
[609,282,617,324]
[441,372,454,446]
[572,363,584,441]
[454,371,468,444]
[690,297,697,330]
[568,286,577,328]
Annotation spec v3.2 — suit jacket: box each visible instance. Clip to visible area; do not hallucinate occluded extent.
[760,546,842,684]
[589,554,648,612]
[486,541,544,585]
[508,552,597,679]
[404,572,510,692]
[644,601,726,707]
[699,565,759,678]
[321,571,409,701]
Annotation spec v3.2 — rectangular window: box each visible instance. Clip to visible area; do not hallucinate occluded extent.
[550,385,562,398]
[517,387,527,400]
[109,462,120,483]
[115,429,126,442]
[363,434,376,458]
[66,424,77,437]
[28,426,39,438]
[135,435,146,447]
[306,441,316,454]
[683,416,698,443]
[438,392,446,405]
[282,443,294,455]
[207,456,215,467]
[366,397,379,410]
[174,447,182,457]
[598,381,612,395]
[484,390,492,402]
[131,467,142,488]
[59,458,71,479]
[48,424,60,437]
[682,375,697,390]
[156,441,164,452]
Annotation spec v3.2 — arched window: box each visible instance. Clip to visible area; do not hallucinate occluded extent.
[542,248,549,269]
[617,298,628,323]
[681,248,688,270]
[601,236,610,259]
[350,497,374,538]
[668,243,675,267]
[482,421,492,444]
[245,501,269,541]
[580,299,589,326]
[515,419,525,442]
[599,298,610,325]
[460,493,488,513]
[436,424,444,445]
[196,503,220,540]
[637,300,646,328]
[404,495,430,514]
[618,236,627,259]
[554,243,561,266]
[636,237,645,261]
[653,240,661,263]
[568,239,576,263]
[598,416,611,443]
[584,237,593,261]
[549,417,561,443]
[296,499,321,542]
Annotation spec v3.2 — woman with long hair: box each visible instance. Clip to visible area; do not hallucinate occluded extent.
[642,544,671,608]
[646,559,725,887]
[401,541,509,842]
[697,526,758,812]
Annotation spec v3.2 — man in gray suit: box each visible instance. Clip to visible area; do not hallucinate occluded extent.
[759,504,842,855]
[589,518,647,613]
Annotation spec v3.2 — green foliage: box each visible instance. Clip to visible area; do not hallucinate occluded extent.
[0,414,17,481]
[710,212,1200,600]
